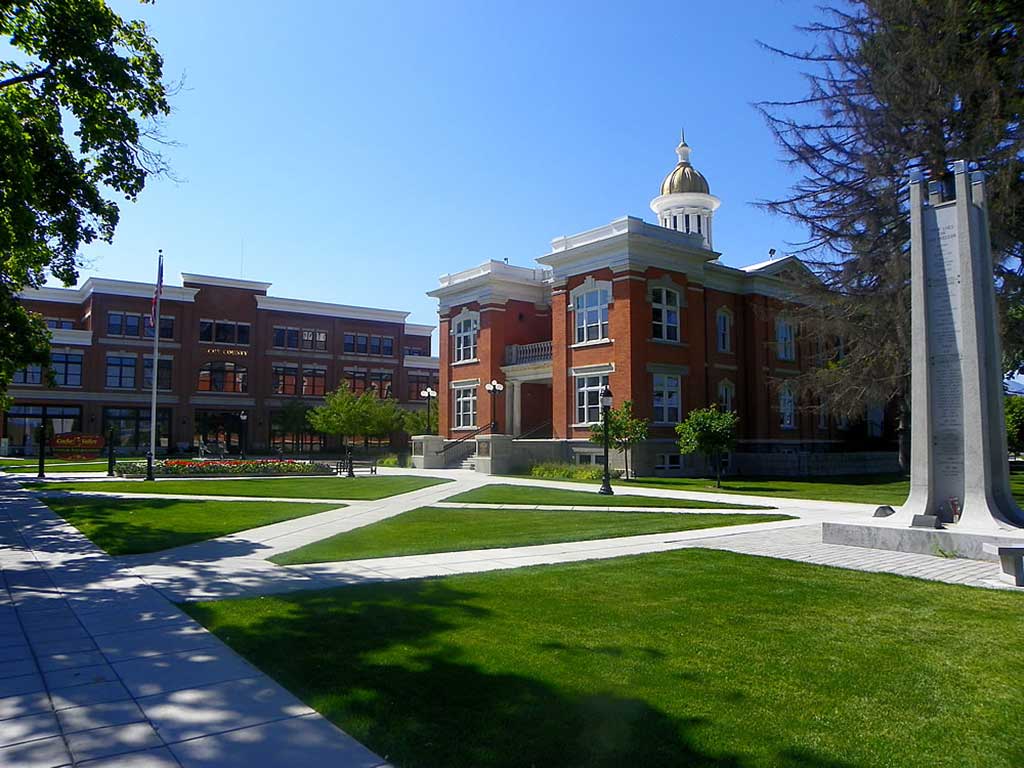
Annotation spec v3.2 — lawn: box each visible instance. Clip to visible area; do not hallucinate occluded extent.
[22,475,450,500]
[185,550,1024,768]
[557,471,1024,507]
[41,495,341,555]
[445,483,773,509]
[270,506,792,565]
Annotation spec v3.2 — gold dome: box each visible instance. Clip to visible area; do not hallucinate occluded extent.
[659,135,710,195]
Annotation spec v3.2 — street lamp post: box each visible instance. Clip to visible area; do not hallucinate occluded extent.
[106,428,116,477]
[239,411,248,459]
[36,425,46,480]
[420,387,438,434]
[484,379,504,433]
[598,386,614,495]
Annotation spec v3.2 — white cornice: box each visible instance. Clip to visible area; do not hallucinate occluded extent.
[403,355,440,370]
[404,323,435,336]
[429,260,551,312]
[180,273,273,292]
[255,295,409,324]
[19,280,198,304]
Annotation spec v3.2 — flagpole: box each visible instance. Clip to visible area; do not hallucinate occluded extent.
[146,249,163,482]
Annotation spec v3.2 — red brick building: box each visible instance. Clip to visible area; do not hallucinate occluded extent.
[3,274,437,456]
[426,137,895,475]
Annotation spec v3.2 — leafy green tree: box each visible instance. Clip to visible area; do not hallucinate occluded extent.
[1,0,171,409]
[308,383,372,447]
[366,397,404,447]
[1005,395,1024,456]
[676,405,739,488]
[589,400,649,479]
[402,398,438,436]
[275,399,310,453]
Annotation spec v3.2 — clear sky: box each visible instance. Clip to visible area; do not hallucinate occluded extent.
[74,0,823,344]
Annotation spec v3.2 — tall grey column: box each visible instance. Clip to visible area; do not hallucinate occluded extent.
[903,162,1024,531]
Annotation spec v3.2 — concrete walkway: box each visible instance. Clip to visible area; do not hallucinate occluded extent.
[0,479,390,768]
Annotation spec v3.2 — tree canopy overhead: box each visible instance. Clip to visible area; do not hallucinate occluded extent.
[0,0,171,406]
[757,1,1023,432]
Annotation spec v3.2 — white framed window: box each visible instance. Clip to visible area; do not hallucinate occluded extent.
[718,379,735,413]
[716,308,733,353]
[453,314,479,362]
[651,287,680,342]
[779,385,796,429]
[652,373,681,424]
[575,374,608,425]
[776,319,796,361]
[454,386,477,428]
[573,286,610,343]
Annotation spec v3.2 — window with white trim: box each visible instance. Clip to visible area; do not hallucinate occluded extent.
[652,373,681,424]
[718,379,735,413]
[574,287,610,343]
[716,308,732,353]
[651,287,680,342]
[575,374,608,425]
[776,319,796,361]
[454,386,477,428]
[779,385,796,429]
[454,316,479,362]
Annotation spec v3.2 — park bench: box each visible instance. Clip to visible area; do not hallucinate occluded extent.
[983,543,1024,587]
[335,457,378,476]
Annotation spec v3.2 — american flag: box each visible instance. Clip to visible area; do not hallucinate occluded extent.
[151,250,163,326]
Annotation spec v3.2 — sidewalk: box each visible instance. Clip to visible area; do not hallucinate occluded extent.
[0,479,390,768]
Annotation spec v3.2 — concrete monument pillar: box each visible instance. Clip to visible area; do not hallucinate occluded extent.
[902,162,1024,532]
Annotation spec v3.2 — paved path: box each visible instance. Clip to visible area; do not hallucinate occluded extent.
[0,479,390,768]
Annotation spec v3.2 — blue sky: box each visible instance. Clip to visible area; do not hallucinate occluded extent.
[75,0,822,338]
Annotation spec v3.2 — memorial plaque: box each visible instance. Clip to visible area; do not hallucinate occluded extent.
[904,164,1024,531]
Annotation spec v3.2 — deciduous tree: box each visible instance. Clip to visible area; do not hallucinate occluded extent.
[676,405,739,488]
[589,400,649,479]
[1,0,171,408]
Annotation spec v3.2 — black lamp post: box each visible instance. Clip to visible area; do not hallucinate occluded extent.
[239,411,248,459]
[598,386,614,495]
[484,379,504,433]
[36,425,46,479]
[346,445,355,478]
[106,428,116,477]
[420,387,438,434]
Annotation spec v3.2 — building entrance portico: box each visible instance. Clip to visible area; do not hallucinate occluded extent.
[503,343,552,438]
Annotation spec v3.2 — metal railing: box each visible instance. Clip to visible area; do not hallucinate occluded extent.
[435,422,494,467]
[514,420,553,440]
[504,340,552,365]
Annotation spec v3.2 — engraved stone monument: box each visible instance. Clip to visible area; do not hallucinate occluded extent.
[824,162,1024,562]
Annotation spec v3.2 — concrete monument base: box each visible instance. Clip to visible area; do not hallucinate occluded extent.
[823,518,1024,562]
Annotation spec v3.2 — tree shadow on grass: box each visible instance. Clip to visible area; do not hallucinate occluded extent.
[184,579,863,768]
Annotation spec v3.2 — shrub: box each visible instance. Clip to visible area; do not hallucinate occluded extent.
[529,461,622,481]
[115,459,335,477]
[378,454,404,467]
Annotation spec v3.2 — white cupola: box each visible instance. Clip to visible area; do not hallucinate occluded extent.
[650,130,721,249]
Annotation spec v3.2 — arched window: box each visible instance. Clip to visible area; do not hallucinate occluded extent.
[779,385,796,429]
[197,361,247,393]
[651,287,680,342]
[718,379,735,412]
[716,308,733,353]
[451,310,479,362]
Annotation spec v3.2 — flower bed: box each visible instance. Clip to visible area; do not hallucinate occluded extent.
[115,458,336,477]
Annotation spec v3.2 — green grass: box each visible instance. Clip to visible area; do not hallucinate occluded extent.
[4,461,109,473]
[21,475,450,500]
[185,550,1024,768]
[445,483,773,509]
[271,506,791,565]
[599,471,1024,507]
[40,495,341,555]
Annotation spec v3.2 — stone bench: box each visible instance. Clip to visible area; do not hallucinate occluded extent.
[983,543,1024,587]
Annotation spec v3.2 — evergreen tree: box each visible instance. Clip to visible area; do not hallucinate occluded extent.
[757,1,1023,465]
